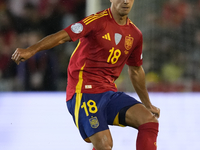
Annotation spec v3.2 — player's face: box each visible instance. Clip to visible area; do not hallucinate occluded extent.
[110,0,135,16]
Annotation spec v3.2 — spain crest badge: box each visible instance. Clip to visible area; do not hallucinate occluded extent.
[89,116,99,128]
[125,36,134,50]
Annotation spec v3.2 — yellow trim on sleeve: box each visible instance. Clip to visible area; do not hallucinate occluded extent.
[83,10,108,25]
[83,14,95,23]
[84,14,108,25]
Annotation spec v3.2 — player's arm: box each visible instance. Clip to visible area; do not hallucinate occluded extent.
[128,65,160,118]
[11,30,71,65]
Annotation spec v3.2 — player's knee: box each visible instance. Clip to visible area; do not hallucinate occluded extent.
[93,136,113,150]
[95,147,112,150]
[136,111,158,128]
[90,130,113,150]
[144,113,158,124]
[95,143,112,150]
[151,115,158,123]
[95,139,113,150]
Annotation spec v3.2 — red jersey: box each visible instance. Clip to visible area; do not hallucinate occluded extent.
[64,8,143,101]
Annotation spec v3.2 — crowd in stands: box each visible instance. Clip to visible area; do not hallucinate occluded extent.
[0,0,200,92]
[0,0,85,91]
[142,0,200,92]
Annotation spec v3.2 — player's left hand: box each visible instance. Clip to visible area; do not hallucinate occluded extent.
[148,105,160,118]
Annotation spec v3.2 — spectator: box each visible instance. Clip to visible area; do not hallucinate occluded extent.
[161,0,189,29]
[0,10,17,79]
[178,3,198,52]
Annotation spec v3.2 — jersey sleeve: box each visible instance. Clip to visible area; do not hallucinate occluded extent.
[63,15,96,42]
[126,34,143,66]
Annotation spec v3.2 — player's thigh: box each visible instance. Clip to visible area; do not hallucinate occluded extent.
[106,92,141,126]
[125,104,158,129]
[89,129,113,150]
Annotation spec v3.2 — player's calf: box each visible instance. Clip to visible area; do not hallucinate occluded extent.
[136,122,159,150]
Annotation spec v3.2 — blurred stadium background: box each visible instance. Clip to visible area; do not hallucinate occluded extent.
[1,0,200,150]
[0,0,200,92]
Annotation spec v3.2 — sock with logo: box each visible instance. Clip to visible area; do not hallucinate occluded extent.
[136,122,159,150]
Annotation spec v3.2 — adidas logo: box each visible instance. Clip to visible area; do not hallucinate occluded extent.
[102,33,111,41]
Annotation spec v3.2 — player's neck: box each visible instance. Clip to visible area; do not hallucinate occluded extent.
[110,8,128,25]
[114,15,127,25]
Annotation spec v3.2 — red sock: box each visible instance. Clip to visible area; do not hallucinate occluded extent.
[136,122,159,150]
[92,148,96,150]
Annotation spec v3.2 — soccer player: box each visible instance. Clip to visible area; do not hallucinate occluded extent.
[11,0,160,150]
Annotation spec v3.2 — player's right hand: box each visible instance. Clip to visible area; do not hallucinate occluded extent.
[11,48,34,65]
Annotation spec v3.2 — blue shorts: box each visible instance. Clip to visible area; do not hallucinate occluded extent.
[66,91,141,140]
